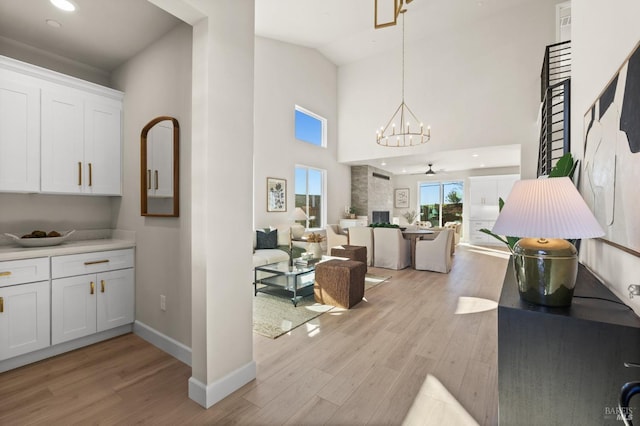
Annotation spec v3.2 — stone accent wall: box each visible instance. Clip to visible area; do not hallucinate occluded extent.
[350,165,393,221]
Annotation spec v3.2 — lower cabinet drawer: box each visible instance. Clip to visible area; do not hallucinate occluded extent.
[52,248,134,279]
[0,257,49,288]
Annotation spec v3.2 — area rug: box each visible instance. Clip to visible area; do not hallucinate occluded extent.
[253,273,390,339]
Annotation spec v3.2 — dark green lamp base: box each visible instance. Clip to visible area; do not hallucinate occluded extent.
[512,238,579,307]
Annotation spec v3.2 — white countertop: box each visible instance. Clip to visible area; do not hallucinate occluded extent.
[0,239,136,261]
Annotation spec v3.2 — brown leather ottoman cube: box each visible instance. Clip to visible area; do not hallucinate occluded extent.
[330,245,367,272]
[314,259,366,309]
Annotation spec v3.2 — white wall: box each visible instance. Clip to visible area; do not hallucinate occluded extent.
[0,36,110,86]
[254,37,351,228]
[338,0,560,180]
[572,0,640,315]
[110,23,193,346]
[0,193,112,236]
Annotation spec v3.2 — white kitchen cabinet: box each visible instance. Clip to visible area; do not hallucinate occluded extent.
[0,257,51,361]
[469,178,498,206]
[469,175,519,219]
[0,54,123,196]
[51,249,134,345]
[51,269,134,345]
[147,119,174,198]
[0,73,40,192]
[41,90,122,195]
[469,220,497,245]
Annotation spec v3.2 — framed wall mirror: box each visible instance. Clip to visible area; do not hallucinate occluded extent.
[141,116,179,217]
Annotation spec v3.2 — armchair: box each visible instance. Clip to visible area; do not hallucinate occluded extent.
[325,224,348,251]
[347,226,374,266]
[373,227,411,270]
[414,229,453,273]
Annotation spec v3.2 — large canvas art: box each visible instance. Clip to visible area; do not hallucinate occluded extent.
[583,40,640,256]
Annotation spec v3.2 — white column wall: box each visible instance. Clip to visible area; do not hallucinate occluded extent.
[155,0,257,408]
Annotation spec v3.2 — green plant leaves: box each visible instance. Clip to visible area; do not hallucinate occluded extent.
[548,153,578,178]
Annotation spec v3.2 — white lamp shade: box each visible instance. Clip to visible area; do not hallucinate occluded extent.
[492,177,604,239]
[291,207,308,221]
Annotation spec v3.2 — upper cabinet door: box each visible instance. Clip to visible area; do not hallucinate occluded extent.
[41,89,85,194]
[0,77,40,192]
[84,100,122,195]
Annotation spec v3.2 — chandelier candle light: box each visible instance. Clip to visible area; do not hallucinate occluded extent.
[491,177,604,307]
[376,7,430,147]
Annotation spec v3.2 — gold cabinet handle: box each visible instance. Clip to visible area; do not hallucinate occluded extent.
[0,271,11,277]
[147,170,151,189]
[101,280,105,293]
[88,163,93,187]
[84,259,109,266]
[154,170,159,190]
[78,162,82,186]
[90,281,95,295]
[0,297,3,313]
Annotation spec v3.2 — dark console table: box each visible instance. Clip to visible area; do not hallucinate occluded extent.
[498,261,640,425]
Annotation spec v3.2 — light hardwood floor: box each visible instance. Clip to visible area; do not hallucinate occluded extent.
[0,244,510,425]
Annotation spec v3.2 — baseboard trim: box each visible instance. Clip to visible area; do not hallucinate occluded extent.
[0,324,132,374]
[133,320,192,366]
[188,361,257,408]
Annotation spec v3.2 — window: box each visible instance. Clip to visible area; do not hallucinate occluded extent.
[419,181,463,227]
[295,105,326,147]
[295,166,326,229]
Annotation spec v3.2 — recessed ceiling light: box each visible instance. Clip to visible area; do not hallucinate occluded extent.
[472,153,479,158]
[402,169,407,173]
[480,164,486,168]
[46,19,62,28]
[50,0,76,12]
[381,162,386,166]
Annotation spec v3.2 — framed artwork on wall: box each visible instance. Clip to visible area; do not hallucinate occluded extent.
[582,39,640,257]
[267,177,286,212]
[395,188,410,208]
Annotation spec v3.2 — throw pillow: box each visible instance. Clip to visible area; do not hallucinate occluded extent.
[256,229,277,249]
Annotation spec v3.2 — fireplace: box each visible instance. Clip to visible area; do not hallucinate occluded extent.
[371,211,390,224]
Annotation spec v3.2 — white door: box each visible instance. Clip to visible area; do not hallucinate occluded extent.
[41,89,84,194]
[97,269,134,332]
[51,275,97,344]
[84,100,122,195]
[0,78,40,192]
[0,281,50,361]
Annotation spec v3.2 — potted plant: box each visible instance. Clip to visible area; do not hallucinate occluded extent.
[403,209,418,225]
[348,207,356,219]
[306,232,325,259]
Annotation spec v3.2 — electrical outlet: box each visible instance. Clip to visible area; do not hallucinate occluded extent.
[629,285,640,299]
[160,294,166,311]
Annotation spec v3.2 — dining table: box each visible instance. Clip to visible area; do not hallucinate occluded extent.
[402,229,435,269]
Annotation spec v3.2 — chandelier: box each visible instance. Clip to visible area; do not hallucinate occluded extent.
[375,3,430,147]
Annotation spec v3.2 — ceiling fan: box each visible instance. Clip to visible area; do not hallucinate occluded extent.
[425,164,436,175]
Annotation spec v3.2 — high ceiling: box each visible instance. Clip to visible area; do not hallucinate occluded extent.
[0,0,528,175]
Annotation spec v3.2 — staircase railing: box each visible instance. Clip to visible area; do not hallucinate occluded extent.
[540,40,571,102]
[537,41,571,177]
[537,79,570,176]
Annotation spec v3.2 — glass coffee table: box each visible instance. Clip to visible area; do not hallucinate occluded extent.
[254,260,317,306]
[254,256,348,306]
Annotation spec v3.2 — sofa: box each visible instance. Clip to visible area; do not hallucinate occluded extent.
[252,224,306,267]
